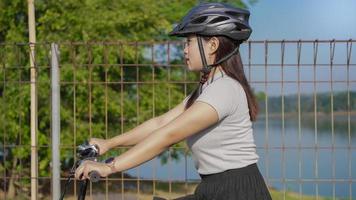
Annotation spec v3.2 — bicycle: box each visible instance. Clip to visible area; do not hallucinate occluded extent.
[60,141,106,200]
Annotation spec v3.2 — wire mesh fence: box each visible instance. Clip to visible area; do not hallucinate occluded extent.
[0,39,355,199]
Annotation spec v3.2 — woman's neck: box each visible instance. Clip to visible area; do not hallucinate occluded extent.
[208,66,224,79]
[200,66,224,84]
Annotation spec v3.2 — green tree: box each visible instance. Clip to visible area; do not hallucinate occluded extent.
[1,0,249,198]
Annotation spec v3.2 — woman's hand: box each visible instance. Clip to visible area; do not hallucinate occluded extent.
[89,138,110,155]
[74,160,112,181]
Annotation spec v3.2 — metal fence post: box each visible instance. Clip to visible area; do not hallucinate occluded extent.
[51,43,60,200]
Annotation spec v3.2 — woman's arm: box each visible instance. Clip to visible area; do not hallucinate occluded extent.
[76,101,218,179]
[93,102,186,154]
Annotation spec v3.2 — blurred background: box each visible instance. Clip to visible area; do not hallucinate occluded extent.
[0,0,355,199]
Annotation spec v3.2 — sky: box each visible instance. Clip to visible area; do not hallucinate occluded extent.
[247,0,356,40]
[238,0,356,95]
[156,0,355,95]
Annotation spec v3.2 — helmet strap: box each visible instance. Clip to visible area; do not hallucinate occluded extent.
[197,36,211,94]
[196,36,240,94]
[197,36,211,74]
[210,45,240,67]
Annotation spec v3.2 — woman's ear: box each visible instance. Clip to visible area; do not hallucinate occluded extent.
[208,37,219,55]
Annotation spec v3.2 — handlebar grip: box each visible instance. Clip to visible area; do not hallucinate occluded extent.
[89,171,100,182]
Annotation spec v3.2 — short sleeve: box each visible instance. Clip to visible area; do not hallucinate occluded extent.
[196,80,237,120]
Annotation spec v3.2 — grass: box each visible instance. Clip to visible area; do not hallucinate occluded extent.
[0,184,350,200]
[270,189,323,200]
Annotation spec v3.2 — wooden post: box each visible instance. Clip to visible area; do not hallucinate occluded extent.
[27,0,38,200]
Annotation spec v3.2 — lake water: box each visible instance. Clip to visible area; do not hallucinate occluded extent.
[126,115,356,198]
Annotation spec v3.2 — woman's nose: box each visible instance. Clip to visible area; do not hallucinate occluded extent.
[183,45,188,54]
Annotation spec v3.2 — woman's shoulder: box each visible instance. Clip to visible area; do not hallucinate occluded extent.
[206,75,244,93]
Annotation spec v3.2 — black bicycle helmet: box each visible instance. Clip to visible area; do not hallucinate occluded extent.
[169,3,252,94]
[169,2,252,41]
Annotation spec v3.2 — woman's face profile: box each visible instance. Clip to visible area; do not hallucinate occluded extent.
[183,35,218,71]
[184,36,201,71]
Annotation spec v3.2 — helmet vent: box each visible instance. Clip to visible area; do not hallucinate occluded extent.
[225,11,246,21]
[234,23,244,31]
[210,16,230,24]
[234,23,244,30]
[168,3,252,41]
[191,16,208,24]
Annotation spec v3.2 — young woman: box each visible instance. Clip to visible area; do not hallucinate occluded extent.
[75,2,272,200]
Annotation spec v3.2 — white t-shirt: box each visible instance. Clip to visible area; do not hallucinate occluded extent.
[184,73,259,175]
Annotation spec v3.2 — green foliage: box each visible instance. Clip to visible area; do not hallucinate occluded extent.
[259,91,356,114]
[0,0,248,196]
[1,0,245,43]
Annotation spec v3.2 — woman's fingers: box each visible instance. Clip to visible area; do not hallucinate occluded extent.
[74,160,115,182]
[75,160,90,180]
[74,163,84,180]
[82,165,90,180]
[75,160,109,181]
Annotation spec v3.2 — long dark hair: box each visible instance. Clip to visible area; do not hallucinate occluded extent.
[185,36,258,121]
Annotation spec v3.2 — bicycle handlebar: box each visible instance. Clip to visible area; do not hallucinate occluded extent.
[60,142,111,200]
[89,170,101,182]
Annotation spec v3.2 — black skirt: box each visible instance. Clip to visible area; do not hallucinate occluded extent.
[154,163,272,200]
